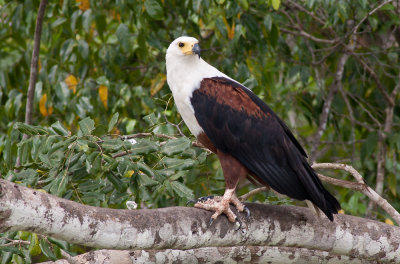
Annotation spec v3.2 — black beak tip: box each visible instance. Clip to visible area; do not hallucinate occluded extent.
[193,43,201,58]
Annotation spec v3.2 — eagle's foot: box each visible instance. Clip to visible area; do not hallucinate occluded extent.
[188,189,249,229]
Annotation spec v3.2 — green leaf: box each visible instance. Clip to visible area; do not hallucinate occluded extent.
[51,121,69,136]
[47,237,69,251]
[49,173,69,197]
[237,0,248,10]
[360,132,378,163]
[51,17,67,28]
[144,0,164,20]
[128,139,159,155]
[79,117,95,135]
[161,137,191,156]
[78,39,89,60]
[271,0,280,10]
[82,9,93,33]
[138,173,159,187]
[380,3,395,11]
[171,181,193,199]
[14,122,46,136]
[161,158,197,171]
[106,172,127,192]
[102,138,124,152]
[39,239,57,261]
[387,171,397,196]
[143,113,159,126]
[28,233,41,256]
[169,170,188,181]
[108,112,119,133]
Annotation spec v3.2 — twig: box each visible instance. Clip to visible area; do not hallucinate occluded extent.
[164,115,185,137]
[316,173,364,191]
[312,163,400,225]
[0,240,30,247]
[280,28,338,44]
[239,187,269,201]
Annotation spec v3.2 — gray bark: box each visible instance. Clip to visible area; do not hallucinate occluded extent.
[43,247,371,264]
[0,179,399,263]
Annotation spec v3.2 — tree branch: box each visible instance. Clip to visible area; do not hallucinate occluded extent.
[25,0,48,128]
[0,179,399,262]
[280,28,338,44]
[42,246,370,264]
[312,163,400,224]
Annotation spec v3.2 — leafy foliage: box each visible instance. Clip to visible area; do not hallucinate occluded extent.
[1,0,400,261]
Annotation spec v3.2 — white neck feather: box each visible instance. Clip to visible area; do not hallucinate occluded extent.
[166,55,226,136]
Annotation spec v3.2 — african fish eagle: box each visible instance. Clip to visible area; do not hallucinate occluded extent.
[166,36,340,225]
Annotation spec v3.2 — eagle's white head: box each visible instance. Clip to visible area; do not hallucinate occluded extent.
[166,36,224,93]
[166,36,200,61]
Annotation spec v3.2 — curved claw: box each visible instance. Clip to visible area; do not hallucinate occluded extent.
[186,199,197,206]
[187,195,215,206]
[234,217,242,231]
[208,217,214,227]
[243,205,251,218]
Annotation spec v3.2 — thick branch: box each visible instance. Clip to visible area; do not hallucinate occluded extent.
[0,179,399,262]
[42,246,368,264]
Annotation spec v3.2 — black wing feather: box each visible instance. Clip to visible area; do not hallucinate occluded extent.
[191,77,340,220]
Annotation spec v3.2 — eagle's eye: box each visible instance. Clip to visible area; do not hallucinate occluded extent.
[178,42,185,48]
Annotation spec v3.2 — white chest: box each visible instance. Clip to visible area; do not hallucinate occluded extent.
[168,72,204,136]
[166,56,227,137]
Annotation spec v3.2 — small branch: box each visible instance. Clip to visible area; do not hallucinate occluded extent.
[316,173,364,191]
[280,28,338,44]
[312,163,400,225]
[239,187,269,201]
[164,115,185,137]
[0,240,30,247]
[25,0,48,127]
